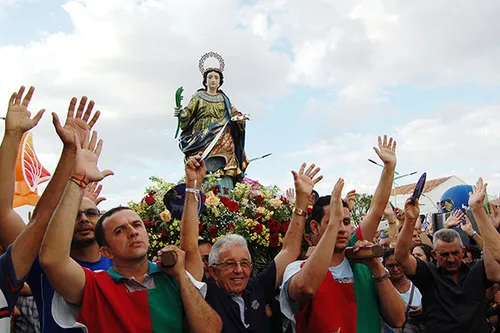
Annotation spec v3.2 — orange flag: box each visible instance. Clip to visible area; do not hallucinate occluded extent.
[13,132,51,208]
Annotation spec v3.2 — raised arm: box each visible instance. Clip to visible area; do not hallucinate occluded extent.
[273,163,322,288]
[39,131,113,304]
[1,90,101,283]
[469,178,500,282]
[180,153,206,281]
[395,198,420,276]
[361,135,397,241]
[0,86,44,247]
[288,178,343,303]
[384,203,399,246]
[461,215,483,248]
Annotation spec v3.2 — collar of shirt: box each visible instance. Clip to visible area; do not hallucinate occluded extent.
[107,261,161,292]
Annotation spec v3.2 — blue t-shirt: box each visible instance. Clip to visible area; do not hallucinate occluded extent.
[0,245,25,332]
[26,255,112,333]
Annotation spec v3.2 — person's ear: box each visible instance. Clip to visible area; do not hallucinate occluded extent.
[310,220,320,235]
[100,246,113,260]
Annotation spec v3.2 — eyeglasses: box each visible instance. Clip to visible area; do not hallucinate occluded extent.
[212,260,253,270]
[385,263,401,270]
[201,256,209,265]
[77,208,100,220]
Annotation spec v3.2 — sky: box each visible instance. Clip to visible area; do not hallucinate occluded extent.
[1,0,499,218]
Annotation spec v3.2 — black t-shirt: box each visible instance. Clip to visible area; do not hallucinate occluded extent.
[409,258,492,333]
[205,260,277,333]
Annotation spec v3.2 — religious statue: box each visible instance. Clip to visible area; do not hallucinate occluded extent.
[174,52,249,189]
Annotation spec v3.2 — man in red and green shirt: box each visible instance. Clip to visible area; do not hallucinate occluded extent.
[281,136,406,333]
[39,130,222,333]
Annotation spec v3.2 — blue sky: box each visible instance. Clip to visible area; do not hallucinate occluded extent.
[1,0,500,217]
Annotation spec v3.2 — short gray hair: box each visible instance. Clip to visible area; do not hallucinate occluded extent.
[208,234,250,265]
[433,228,463,248]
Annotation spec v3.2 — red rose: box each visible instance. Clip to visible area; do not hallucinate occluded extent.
[220,196,229,203]
[209,226,218,237]
[198,221,204,232]
[227,223,235,230]
[280,196,289,205]
[268,220,281,233]
[281,222,290,234]
[144,219,151,228]
[227,201,239,212]
[256,195,264,205]
[253,223,263,234]
[254,212,263,219]
[202,193,207,203]
[148,190,156,196]
[144,195,155,205]
[213,185,220,195]
[160,230,168,239]
[151,220,157,228]
[270,233,280,248]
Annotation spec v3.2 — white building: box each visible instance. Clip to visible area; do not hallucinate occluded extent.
[392,176,468,215]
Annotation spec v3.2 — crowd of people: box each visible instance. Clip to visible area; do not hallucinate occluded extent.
[0,85,499,333]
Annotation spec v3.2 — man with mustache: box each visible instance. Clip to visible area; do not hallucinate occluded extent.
[395,178,500,333]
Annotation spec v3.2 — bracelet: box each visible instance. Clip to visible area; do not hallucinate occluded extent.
[293,207,307,217]
[69,174,88,188]
[185,180,200,202]
[372,268,390,283]
[470,231,477,238]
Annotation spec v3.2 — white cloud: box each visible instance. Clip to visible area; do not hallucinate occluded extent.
[0,0,292,208]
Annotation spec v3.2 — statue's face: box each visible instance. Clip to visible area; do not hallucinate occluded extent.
[206,71,220,90]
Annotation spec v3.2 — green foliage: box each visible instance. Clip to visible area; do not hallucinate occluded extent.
[351,193,373,227]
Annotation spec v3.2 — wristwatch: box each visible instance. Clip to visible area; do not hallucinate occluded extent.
[470,231,478,238]
[293,207,307,217]
[372,268,390,283]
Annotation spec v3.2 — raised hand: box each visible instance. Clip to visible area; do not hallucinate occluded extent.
[185,153,206,187]
[373,135,397,166]
[344,189,357,212]
[444,210,465,229]
[5,86,45,134]
[52,96,100,148]
[73,131,113,184]
[488,202,500,229]
[404,198,420,223]
[394,207,405,224]
[285,188,295,203]
[291,163,323,197]
[461,215,475,236]
[469,177,487,209]
[84,182,106,205]
[329,178,345,225]
[384,201,395,217]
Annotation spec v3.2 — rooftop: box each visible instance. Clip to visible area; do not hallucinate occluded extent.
[394,176,452,196]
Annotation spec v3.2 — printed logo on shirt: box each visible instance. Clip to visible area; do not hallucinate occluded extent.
[251,300,260,310]
[334,277,354,283]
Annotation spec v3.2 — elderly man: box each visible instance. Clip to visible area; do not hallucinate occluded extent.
[395,178,500,333]
[178,154,323,333]
[39,131,222,333]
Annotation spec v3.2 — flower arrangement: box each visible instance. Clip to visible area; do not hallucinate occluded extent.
[128,175,294,272]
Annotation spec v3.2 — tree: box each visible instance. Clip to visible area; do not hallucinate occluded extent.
[351,193,373,227]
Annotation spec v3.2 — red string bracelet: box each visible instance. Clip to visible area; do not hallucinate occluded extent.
[69,173,89,188]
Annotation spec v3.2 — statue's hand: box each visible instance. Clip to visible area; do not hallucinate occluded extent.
[174,107,186,118]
